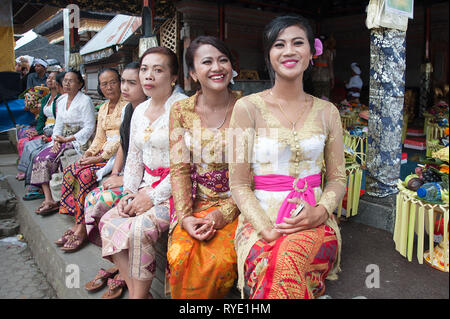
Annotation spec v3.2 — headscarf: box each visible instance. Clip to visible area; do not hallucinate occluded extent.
[33,58,48,68]
[351,62,361,75]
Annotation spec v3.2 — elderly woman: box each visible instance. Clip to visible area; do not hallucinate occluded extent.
[31,71,95,215]
[83,62,147,247]
[55,68,128,253]
[19,71,65,199]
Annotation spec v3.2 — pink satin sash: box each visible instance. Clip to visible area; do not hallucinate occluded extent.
[253,173,322,224]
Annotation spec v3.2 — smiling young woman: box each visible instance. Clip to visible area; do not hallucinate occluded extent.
[167,36,240,299]
[229,15,346,299]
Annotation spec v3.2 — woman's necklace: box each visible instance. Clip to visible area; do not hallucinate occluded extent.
[144,100,162,140]
[269,90,308,131]
[202,94,232,130]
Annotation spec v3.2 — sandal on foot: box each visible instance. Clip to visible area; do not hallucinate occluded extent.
[101,274,126,299]
[60,233,87,253]
[16,172,25,180]
[85,267,119,292]
[35,201,47,214]
[24,191,45,201]
[54,229,75,246]
[36,202,59,216]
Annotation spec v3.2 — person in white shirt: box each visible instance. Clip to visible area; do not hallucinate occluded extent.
[345,62,363,103]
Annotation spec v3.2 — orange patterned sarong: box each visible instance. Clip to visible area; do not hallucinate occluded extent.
[167,206,238,299]
[245,224,337,299]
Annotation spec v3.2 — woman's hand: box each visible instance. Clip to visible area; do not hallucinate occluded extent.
[78,155,103,166]
[51,141,60,153]
[274,198,329,235]
[130,188,154,216]
[117,189,153,218]
[182,216,216,241]
[260,227,282,243]
[53,135,66,143]
[117,193,136,217]
[102,175,123,190]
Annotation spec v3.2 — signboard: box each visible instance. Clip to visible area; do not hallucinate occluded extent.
[385,0,414,19]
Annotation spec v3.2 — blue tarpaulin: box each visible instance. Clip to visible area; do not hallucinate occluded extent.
[0,99,35,132]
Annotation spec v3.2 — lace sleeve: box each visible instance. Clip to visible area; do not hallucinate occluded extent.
[229,98,273,234]
[146,172,172,206]
[123,109,144,194]
[317,104,347,214]
[169,101,194,227]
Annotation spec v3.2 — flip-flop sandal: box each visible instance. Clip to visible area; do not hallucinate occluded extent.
[84,267,119,292]
[101,274,127,299]
[60,233,87,253]
[54,229,75,246]
[23,191,45,201]
[37,202,59,216]
[16,172,25,180]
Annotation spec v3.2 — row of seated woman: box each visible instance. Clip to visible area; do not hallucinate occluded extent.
[14,15,346,300]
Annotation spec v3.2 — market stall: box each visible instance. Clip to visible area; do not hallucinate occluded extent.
[393,146,449,272]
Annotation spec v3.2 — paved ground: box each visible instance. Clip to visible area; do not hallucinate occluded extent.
[0,137,448,300]
[0,238,57,299]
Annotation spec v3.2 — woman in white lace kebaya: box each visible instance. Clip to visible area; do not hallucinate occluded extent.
[99,47,187,299]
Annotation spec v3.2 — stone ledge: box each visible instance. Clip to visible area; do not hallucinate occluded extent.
[350,193,397,234]
[1,164,241,299]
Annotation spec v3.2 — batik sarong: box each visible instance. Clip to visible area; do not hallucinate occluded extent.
[244,224,337,299]
[99,198,171,281]
[30,142,74,185]
[99,167,173,280]
[167,167,238,299]
[167,205,238,299]
[84,186,124,246]
[58,161,106,224]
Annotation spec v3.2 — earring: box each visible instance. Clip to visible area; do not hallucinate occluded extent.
[171,82,175,87]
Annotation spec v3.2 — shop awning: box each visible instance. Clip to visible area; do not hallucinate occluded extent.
[80,14,141,64]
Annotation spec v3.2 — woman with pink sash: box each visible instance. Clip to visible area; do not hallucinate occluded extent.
[229,15,347,299]
[98,47,187,299]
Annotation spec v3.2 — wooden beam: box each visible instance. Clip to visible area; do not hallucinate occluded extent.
[13,5,60,34]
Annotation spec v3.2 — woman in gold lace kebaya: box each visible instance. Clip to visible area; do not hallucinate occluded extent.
[167,36,240,299]
[229,15,346,299]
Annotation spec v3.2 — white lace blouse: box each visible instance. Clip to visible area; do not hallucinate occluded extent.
[52,91,96,150]
[123,91,187,205]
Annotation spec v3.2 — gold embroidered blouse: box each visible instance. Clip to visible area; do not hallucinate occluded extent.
[169,91,240,228]
[228,91,347,293]
[86,95,128,160]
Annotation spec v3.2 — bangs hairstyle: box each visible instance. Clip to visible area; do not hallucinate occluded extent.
[97,68,121,97]
[139,46,179,76]
[185,35,235,72]
[263,14,315,83]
